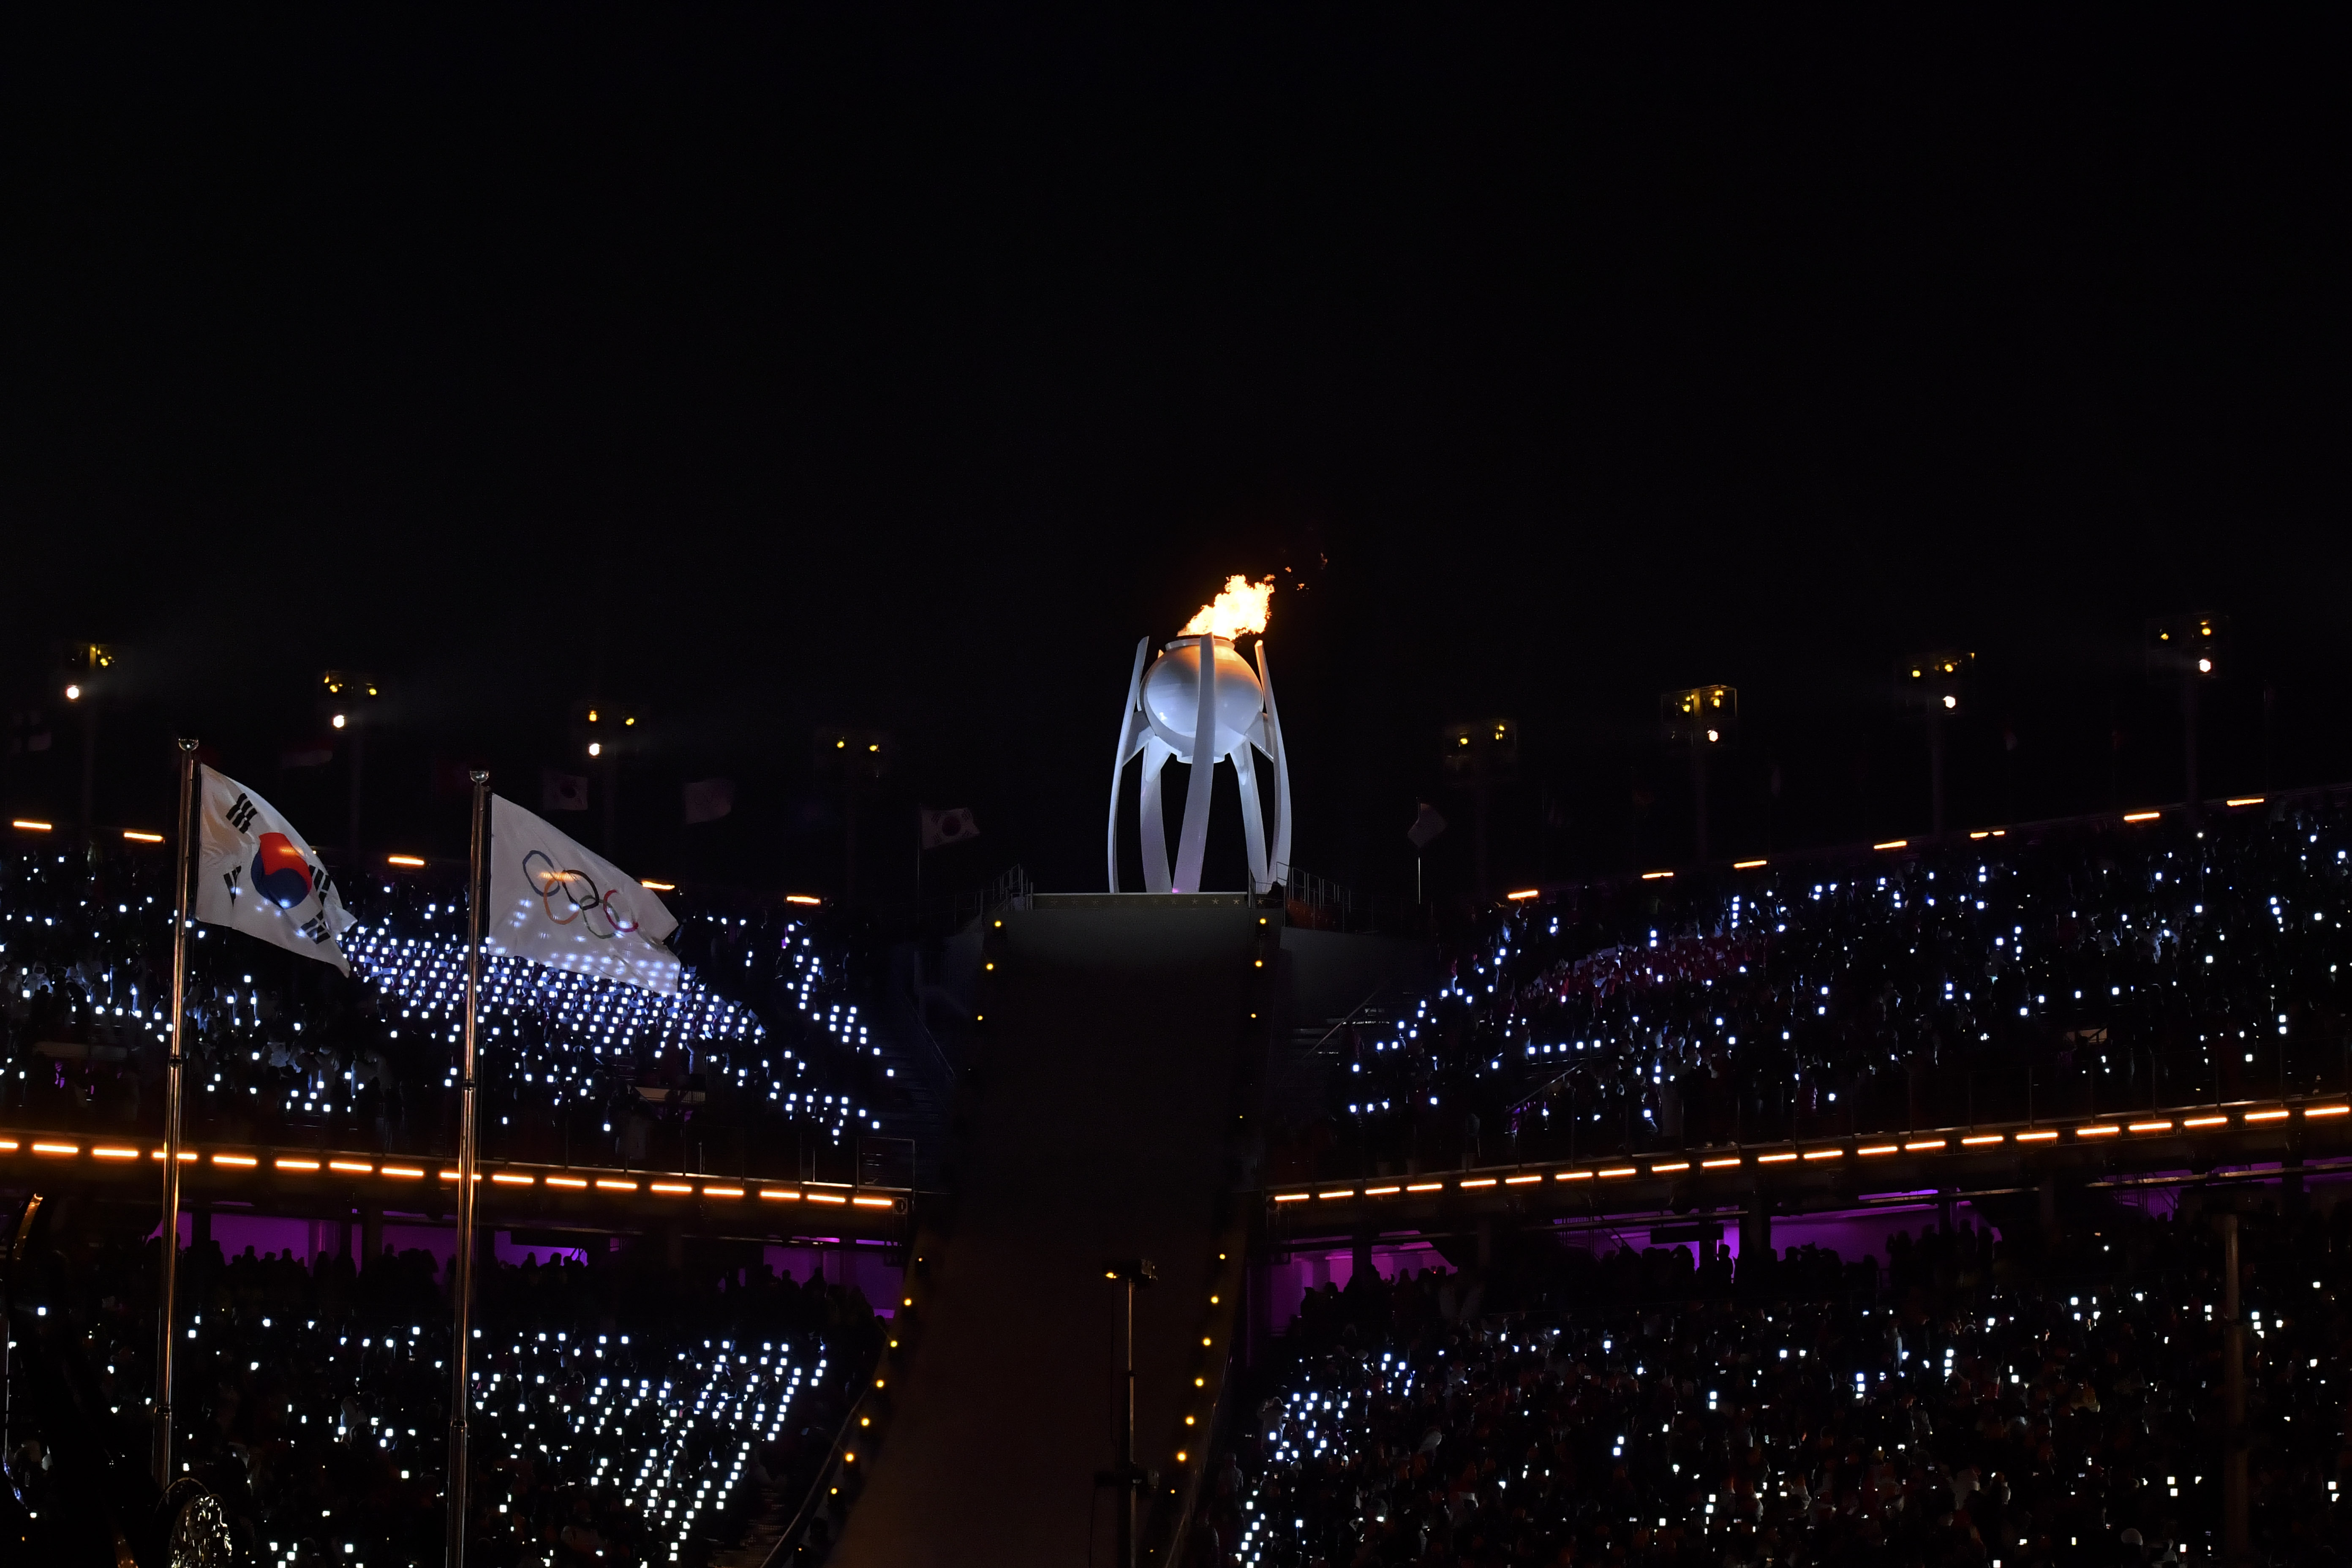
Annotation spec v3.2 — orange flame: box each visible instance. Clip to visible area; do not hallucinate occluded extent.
[1179,575,1275,640]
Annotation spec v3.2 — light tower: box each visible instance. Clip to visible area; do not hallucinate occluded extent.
[1899,651,1972,837]
[1106,576,1293,894]
[1659,685,1736,862]
[2148,614,2226,807]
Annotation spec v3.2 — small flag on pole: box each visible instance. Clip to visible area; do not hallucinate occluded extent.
[485,796,681,994]
[920,806,979,849]
[193,767,355,973]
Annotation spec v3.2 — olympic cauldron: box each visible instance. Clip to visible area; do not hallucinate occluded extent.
[1105,576,1293,894]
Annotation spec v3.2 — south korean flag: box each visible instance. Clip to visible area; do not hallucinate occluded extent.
[194,766,355,974]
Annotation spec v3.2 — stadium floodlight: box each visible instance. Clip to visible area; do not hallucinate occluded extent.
[2148,615,2227,806]
[1659,686,1736,861]
[321,671,382,862]
[1899,651,1972,838]
[1439,719,1518,903]
[56,643,116,836]
[813,727,890,901]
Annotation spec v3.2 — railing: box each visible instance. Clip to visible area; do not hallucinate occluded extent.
[947,863,1032,928]
[1268,863,1414,934]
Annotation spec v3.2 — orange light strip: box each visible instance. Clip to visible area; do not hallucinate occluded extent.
[2128,1121,2174,1134]
[2123,811,2161,823]
[1405,1181,1443,1192]
[1801,1149,1843,1161]
[11,821,53,833]
[381,1165,424,1179]
[1458,1178,1495,1189]
[1598,1166,1637,1178]
[702,1185,744,1199]
[2014,1130,2058,1142]
[2245,1109,2291,1123]
[595,1179,638,1192]
[1364,1184,1400,1196]
[212,1153,256,1167]
[1756,1152,1797,1164]
[1701,1156,1742,1169]
[148,1149,197,1162]
[1961,1134,2004,1146]
[2182,1115,2228,1129]
[386,854,427,867]
[1857,1144,1899,1156]
[491,1173,534,1186]
[785,894,823,906]
[1873,839,1908,851]
[806,1192,848,1205]
[1556,1170,1592,1181]
[32,1141,78,1156]
[852,1196,893,1208]
[1732,858,1768,869]
[1905,1140,1948,1152]
[0,1140,17,1153]
[760,1189,801,1201]
[1640,870,1674,881]
[329,1160,373,1174]
[1319,1188,1356,1198]
[275,1158,320,1172]
[92,1146,139,1160]
[640,879,677,892]
[1504,1174,1542,1185]
[2074,1125,2119,1138]
[1504,888,1540,901]
[2226,796,2265,808]
[545,1176,588,1190]
[122,830,165,844]
[1272,1192,1308,1203]
[649,1182,693,1195]
[2305,1105,2349,1119]
[1650,1161,1690,1173]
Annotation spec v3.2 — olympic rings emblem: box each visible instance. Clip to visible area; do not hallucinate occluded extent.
[522,849,640,940]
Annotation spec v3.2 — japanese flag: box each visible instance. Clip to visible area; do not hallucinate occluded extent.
[194,766,355,974]
[485,795,681,994]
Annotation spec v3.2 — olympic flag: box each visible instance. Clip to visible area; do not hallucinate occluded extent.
[485,795,681,994]
[193,766,356,974]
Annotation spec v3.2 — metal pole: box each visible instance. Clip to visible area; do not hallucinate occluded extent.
[2222,1212,2247,1563]
[445,772,489,1568]
[1689,745,1709,863]
[2183,673,2201,809]
[153,738,198,1486]
[1929,714,1946,839]
[346,724,365,867]
[1117,1277,1135,1568]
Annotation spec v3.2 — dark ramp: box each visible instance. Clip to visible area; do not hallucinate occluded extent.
[833,898,1261,1568]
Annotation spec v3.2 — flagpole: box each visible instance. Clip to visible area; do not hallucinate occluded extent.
[446,771,488,1568]
[152,737,198,1487]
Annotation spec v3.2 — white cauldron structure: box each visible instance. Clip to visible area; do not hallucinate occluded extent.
[1106,633,1293,894]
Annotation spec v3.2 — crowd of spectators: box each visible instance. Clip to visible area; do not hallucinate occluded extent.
[1211,1195,2352,1566]
[0,847,885,1181]
[2,1200,882,1567]
[1312,795,2352,1179]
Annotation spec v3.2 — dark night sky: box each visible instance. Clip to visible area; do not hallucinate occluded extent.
[3,13,2345,907]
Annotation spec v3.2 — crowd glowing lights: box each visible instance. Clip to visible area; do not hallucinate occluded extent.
[1179,573,1275,639]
